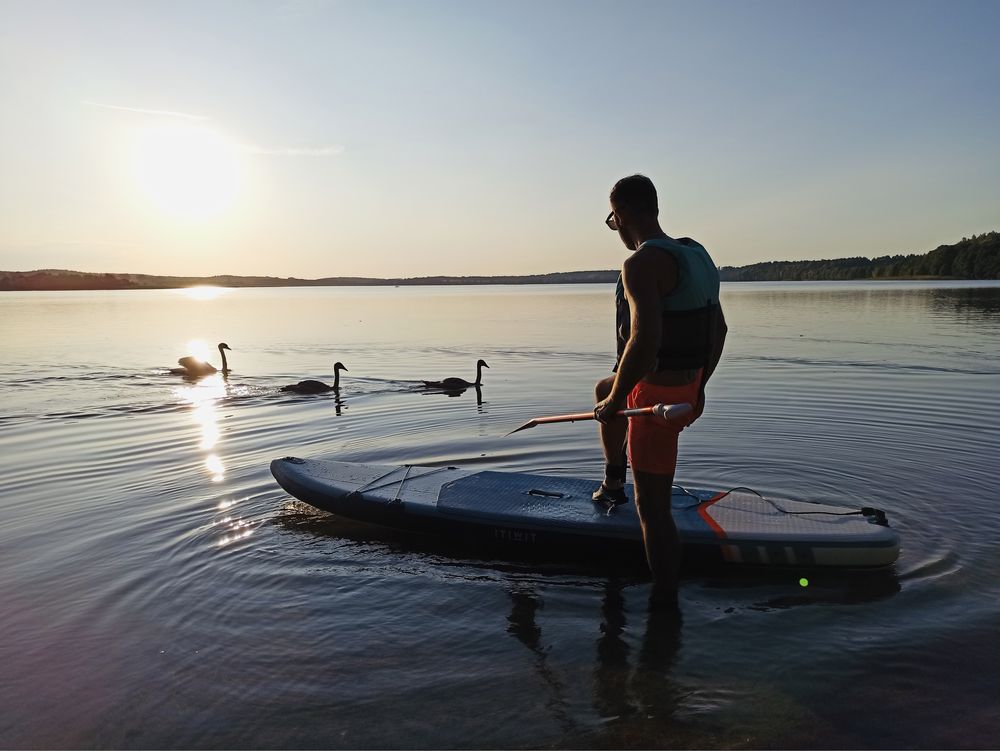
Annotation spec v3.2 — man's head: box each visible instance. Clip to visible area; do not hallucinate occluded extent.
[607,174,659,251]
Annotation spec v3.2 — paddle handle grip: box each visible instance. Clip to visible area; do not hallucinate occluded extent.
[655,401,693,422]
[620,402,694,423]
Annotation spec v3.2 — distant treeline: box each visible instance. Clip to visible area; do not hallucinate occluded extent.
[0,268,618,291]
[719,232,999,281]
[2,232,997,290]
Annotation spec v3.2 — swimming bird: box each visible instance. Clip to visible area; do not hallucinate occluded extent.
[422,359,489,389]
[171,342,231,377]
[282,362,348,394]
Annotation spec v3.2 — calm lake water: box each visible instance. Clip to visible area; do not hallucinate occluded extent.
[1,281,999,749]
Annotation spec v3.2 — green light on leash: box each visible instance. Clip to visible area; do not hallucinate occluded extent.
[799,577,809,587]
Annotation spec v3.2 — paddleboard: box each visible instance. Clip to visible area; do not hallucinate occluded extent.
[270,457,899,568]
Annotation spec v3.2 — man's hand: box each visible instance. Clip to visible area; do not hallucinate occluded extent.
[594,393,626,424]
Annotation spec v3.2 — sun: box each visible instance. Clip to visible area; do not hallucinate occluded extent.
[132,124,243,221]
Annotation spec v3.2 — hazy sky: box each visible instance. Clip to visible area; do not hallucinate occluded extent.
[1,0,997,277]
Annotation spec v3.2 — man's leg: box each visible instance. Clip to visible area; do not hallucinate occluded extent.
[594,375,628,505]
[633,468,681,604]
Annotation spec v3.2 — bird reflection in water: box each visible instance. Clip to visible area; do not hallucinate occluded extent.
[423,384,485,405]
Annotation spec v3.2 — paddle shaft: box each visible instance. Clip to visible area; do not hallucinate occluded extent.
[528,405,658,426]
[507,401,693,435]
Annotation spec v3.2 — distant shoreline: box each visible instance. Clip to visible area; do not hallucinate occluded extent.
[1,231,995,291]
[0,269,621,292]
[0,271,975,292]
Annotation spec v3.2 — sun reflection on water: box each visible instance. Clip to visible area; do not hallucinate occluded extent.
[205,453,226,482]
[194,405,219,450]
[173,370,260,549]
[175,374,226,463]
[178,286,231,301]
[218,528,253,548]
[214,511,255,547]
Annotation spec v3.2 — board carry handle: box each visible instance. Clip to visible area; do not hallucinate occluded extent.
[527,488,565,498]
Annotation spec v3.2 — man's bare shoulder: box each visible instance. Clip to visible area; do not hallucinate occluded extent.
[623,244,678,293]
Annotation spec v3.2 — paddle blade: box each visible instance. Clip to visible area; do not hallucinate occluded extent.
[504,411,596,436]
[504,420,538,436]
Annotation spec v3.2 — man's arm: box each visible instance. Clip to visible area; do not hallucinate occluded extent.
[700,306,728,390]
[691,306,728,419]
[595,251,671,421]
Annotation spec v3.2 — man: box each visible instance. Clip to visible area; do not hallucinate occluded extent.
[593,174,727,602]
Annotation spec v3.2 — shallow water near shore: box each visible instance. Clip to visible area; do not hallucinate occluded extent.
[2,280,999,749]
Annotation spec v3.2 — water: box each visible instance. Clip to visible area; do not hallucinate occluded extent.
[1,281,998,748]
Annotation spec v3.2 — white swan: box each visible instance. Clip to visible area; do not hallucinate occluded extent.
[171,342,231,377]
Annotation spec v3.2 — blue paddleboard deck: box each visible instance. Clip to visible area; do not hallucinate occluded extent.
[271,457,900,568]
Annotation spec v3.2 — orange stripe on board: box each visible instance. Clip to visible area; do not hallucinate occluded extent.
[697,492,728,539]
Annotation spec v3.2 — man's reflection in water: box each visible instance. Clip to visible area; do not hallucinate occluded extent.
[594,579,683,723]
[594,579,631,719]
[506,579,683,734]
[631,594,683,721]
[506,587,575,734]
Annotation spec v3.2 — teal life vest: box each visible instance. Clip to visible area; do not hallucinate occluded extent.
[614,236,721,372]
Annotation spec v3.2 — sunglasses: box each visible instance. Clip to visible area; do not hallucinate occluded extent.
[605,212,619,231]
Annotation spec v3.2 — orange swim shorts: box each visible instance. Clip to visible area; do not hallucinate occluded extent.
[626,370,703,476]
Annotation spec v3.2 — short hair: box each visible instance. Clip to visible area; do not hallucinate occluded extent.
[610,174,658,214]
